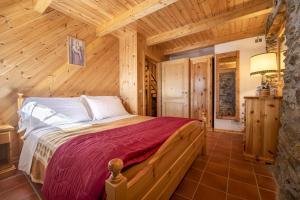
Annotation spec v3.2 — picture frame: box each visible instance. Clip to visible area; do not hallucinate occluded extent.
[67,36,86,67]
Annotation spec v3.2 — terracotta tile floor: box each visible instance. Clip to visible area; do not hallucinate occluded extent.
[0,131,278,200]
[0,171,40,200]
[172,131,278,200]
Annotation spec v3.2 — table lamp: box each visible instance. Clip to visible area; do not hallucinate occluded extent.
[250,52,278,96]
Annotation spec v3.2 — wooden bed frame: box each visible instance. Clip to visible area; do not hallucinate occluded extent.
[17,93,207,200]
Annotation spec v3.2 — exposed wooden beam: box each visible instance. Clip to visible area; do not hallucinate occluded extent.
[34,0,53,14]
[96,0,178,37]
[147,0,273,46]
[164,27,265,55]
[265,0,286,36]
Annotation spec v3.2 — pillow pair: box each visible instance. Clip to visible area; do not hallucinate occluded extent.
[81,96,128,120]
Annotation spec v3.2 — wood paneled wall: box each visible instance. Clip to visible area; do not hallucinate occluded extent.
[0,0,120,126]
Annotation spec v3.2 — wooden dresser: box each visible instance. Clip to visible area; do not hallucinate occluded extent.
[0,125,16,179]
[243,96,282,164]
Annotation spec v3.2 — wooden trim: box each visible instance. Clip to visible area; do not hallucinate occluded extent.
[34,0,53,14]
[244,96,284,99]
[147,0,272,45]
[190,55,214,63]
[0,125,14,132]
[212,128,243,135]
[156,63,162,117]
[106,119,207,200]
[96,0,178,37]
[215,51,240,121]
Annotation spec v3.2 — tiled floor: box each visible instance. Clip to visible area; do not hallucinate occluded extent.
[172,131,278,200]
[0,171,40,200]
[0,131,278,200]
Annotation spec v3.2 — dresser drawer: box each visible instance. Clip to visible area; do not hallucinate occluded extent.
[0,132,10,144]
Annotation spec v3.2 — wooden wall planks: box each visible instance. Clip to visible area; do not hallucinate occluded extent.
[119,31,145,115]
[0,0,120,126]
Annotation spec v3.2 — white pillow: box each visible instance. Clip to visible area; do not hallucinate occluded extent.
[18,102,73,138]
[81,96,128,120]
[21,97,91,123]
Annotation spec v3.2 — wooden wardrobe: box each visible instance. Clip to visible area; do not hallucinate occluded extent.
[157,56,213,127]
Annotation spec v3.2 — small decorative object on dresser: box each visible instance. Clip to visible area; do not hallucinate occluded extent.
[243,96,282,164]
[0,125,16,179]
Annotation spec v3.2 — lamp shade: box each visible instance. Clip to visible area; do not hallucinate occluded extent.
[250,53,278,75]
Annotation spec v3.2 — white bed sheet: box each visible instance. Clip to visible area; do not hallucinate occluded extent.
[18,114,136,174]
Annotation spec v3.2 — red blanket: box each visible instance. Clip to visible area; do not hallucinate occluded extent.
[42,117,193,200]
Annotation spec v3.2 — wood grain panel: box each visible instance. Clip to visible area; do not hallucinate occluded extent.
[119,31,145,115]
[0,0,120,126]
[23,0,271,55]
[190,56,212,127]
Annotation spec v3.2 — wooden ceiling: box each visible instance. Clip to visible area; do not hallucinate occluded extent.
[34,0,273,54]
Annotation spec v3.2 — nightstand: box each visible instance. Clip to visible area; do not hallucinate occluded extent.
[0,125,16,179]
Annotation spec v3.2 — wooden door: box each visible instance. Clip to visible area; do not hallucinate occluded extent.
[190,56,213,127]
[161,59,189,118]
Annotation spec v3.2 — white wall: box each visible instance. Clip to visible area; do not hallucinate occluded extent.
[214,36,266,131]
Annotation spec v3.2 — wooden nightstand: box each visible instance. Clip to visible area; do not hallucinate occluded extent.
[0,125,16,179]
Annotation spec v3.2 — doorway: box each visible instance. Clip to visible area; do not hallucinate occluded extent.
[156,56,213,128]
[144,58,157,117]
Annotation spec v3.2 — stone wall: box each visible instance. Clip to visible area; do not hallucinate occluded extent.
[274,0,300,199]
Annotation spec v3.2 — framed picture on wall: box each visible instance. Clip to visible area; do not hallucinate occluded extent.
[67,36,86,67]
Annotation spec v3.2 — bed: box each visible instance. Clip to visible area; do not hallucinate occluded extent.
[17,93,207,200]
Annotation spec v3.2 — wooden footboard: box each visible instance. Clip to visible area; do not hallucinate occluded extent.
[106,116,207,200]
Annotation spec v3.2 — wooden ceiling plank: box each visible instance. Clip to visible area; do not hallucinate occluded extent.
[96,0,178,37]
[147,0,272,45]
[164,27,264,55]
[34,0,53,14]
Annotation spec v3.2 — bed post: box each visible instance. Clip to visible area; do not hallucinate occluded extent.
[201,112,207,155]
[17,93,24,110]
[105,158,127,200]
